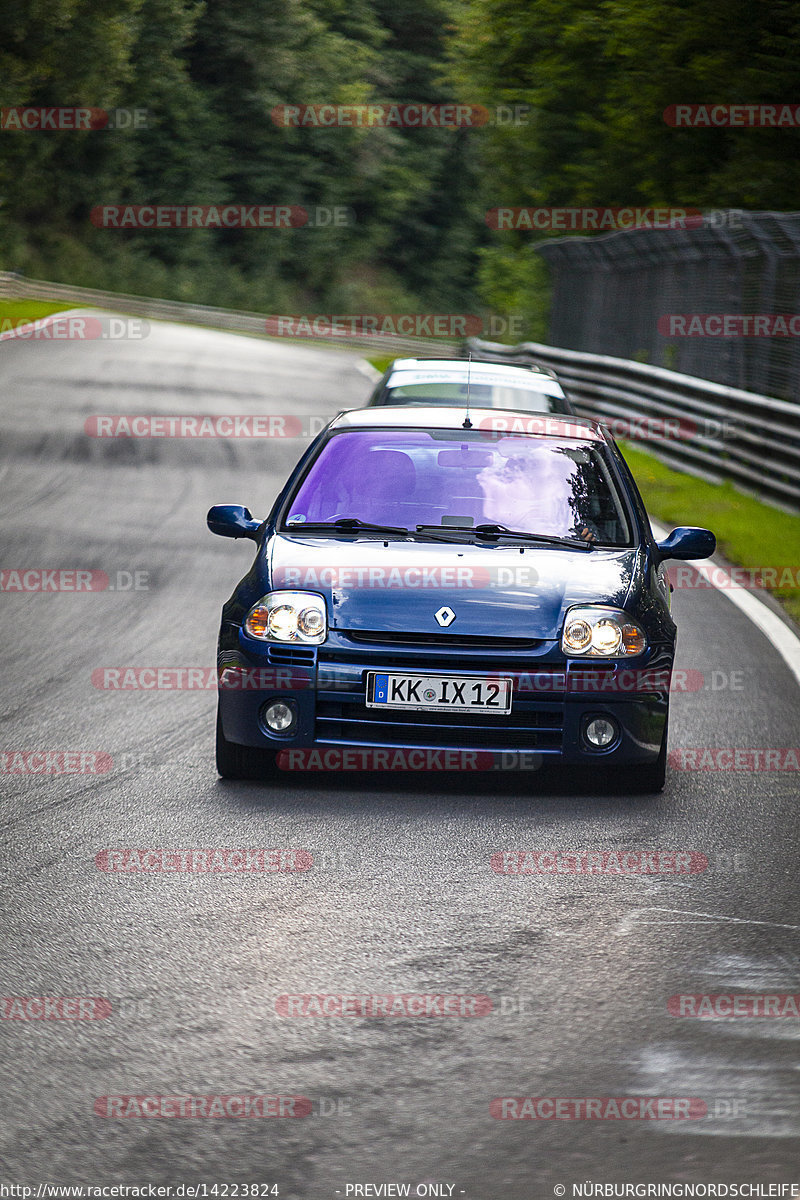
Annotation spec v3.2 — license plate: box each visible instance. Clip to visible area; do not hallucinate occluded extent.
[366,671,512,714]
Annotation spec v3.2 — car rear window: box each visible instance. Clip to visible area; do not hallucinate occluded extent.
[385,382,560,412]
[282,429,632,546]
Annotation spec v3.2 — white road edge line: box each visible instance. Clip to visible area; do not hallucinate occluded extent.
[356,359,382,383]
[651,518,800,692]
[617,907,800,933]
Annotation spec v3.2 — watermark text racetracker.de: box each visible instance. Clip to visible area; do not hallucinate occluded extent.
[492,851,708,875]
[487,207,744,233]
[1,106,148,131]
[274,748,537,772]
[659,313,800,337]
[95,1094,311,1118]
[666,564,800,591]
[265,313,483,338]
[669,993,800,1018]
[0,316,149,342]
[487,207,702,232]
[492,1097,708,1120]
[270,313,528,340]
[477,412,735,442]
[276,993,492,1016]
[91,667,310,690]
[1,996,111,1019]
[1,751,112,776]
[270,102,531,128]
[492,850,749,875]
[95,848,312,873]
[90,205,352,229]
[670,748,800,771]
[1,569,149,592]
[664,102,800,127]
[495,1097,751,1126]
[85,415,307,439]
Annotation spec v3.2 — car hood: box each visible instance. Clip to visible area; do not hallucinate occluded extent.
[268,535,639,640]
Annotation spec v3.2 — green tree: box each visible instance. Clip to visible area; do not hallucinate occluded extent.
[445,0,800,338]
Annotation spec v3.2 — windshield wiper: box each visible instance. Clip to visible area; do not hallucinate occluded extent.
[283,518,409,537]
[409,524,487,544]
[474,523,593,549]
[284,518,458,544]
[415,522,593,550]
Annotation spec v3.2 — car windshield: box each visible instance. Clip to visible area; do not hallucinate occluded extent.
[282,429,632,546]
[385,381,560,413]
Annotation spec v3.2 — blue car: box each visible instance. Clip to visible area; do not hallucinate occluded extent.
[208,406,715,791]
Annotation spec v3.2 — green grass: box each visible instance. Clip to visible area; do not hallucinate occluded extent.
[367,355,395,374]
[0,298,74,332]
[621,443,800,626]
[367,352,459,374]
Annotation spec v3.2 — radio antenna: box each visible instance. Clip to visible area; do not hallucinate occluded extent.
[462,352,473,429]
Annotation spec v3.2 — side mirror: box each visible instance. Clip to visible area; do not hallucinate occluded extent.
[656,526,716,562]
[207,504,262,540]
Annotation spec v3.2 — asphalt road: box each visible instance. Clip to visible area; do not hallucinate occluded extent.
[1,313,799,1194]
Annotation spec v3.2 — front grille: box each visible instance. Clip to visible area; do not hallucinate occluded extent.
[344,630,542,650]
[315,697,563,751]
[265,644,317,666]
[319,648,545,673]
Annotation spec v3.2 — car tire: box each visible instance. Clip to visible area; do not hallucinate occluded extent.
[215,706,278,781]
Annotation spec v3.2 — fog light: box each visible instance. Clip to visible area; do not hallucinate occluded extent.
[263,700,297,734]
[584,716,618,749]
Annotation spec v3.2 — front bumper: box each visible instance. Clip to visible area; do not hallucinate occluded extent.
[217,626,671,766]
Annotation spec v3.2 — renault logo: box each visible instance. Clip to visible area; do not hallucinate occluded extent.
[435,606,456,627]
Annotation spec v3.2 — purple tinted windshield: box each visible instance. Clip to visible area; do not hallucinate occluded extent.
[283,430,630,545]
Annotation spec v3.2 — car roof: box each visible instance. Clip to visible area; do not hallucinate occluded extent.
[383,357,564,396]
[388,356,559,379]
[330,405,606,443]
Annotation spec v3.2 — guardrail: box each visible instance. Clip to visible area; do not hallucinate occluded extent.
[467,336,799,512]
[0,270,456,360]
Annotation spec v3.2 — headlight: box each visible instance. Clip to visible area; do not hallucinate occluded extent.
[245,591,327,644]
[562,606,647,657]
